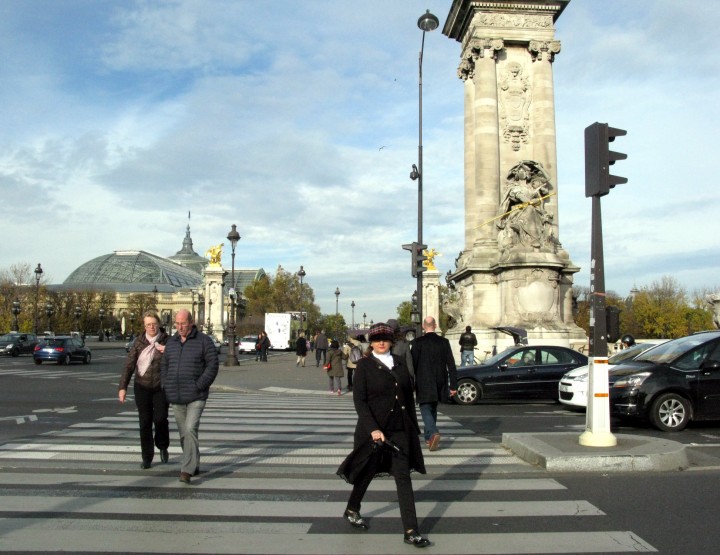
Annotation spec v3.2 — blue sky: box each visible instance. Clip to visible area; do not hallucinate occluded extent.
[1,0,718,324]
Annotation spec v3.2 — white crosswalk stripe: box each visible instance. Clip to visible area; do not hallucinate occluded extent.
[0,391,657,553]
[0,366,118,381]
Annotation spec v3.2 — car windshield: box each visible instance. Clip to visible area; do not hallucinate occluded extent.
[241,336,257,342]
[608,342,658,364]
[0,334,20,341]
[634,334,718,364]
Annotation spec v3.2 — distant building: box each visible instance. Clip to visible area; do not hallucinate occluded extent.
[54,222,264,338]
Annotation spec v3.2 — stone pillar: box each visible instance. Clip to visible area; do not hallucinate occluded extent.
[422,269,442,331]
[442,0,584,352]
[202,265,227,341]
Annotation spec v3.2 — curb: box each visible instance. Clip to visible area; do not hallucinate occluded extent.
[502,432,690,472]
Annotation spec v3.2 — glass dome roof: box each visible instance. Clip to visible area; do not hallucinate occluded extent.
[63,250,203,291]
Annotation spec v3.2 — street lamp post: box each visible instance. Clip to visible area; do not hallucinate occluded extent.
[99,308,106,341]
[45,302,54,334]
[74,305,82,336]
[363,312,367,328]
[410,9,439,337]
[351,300,355,329]
[298,266,306,334]
[225,224,241,366]
[11,300,21,332]
[334,287,341,340]
[33,263,43,334]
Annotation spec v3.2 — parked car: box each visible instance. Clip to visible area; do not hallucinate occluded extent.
[559,341,666,409]
[609,330,720,432]
[454,345,588,404]
[0,333,38,357]
[33,336,92,365]
[238,335,259,354]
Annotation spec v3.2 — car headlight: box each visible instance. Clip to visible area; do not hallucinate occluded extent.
[612,372,650,389]
[572,373,588,383]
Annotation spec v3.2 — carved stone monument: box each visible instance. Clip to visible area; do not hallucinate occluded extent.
[443,0,585,354]
[202,247,227,342]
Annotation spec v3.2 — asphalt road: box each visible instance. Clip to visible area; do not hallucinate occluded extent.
[2,346,720,553]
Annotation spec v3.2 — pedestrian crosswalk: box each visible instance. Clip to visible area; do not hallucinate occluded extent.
[0,391,657,553]
[0,365,119,381]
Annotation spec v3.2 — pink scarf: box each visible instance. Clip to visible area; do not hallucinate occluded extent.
[137,333,160,377]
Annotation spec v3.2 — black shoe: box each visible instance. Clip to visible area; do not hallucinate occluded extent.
[140,461,151,469]
[404,530,431,547]
[343,509,368,530]
[193,467,200,476]
[160,449,169,463]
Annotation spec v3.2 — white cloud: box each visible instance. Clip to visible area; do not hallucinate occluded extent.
[1,0,718,323]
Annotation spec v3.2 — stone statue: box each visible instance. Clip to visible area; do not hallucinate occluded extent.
[442,289,465,332]
[204,243,224,266]
[706,294,720,329]
[423,248,441,271]
[496,160,557,257]
[499,62,531,151]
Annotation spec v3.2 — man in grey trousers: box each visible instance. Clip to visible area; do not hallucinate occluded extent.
[161,309,218,484]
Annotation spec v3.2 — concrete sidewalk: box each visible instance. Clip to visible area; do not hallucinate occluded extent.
[108,345,696,473]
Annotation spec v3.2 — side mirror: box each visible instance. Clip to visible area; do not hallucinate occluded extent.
[700,359,720,370]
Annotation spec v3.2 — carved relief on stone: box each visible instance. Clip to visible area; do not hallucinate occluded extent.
[442,288,465,332]
[510,268,560,327]
[496,160,559,259]
[528,40,561,63]
[476,13,553,29]
[706,293,720,329]
[457,38,503,81]
[499,62,531,151]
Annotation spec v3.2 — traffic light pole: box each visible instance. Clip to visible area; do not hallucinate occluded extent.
[579,195,616,447]
[580,121,626,448]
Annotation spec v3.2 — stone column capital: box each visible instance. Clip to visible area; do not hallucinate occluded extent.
[458,38,504,80]
[528,40,561,62]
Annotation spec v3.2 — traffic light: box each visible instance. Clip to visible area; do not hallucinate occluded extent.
[402,242,428,278]
[585,122,627,197]
[605,306,621,343]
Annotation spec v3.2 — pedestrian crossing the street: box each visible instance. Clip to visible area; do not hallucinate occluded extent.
[0,391,657,553]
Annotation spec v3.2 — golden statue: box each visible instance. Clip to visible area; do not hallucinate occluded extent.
[423,248,440,271]
[205,243,224,266]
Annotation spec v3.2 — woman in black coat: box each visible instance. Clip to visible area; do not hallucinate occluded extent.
[337,322,431,548]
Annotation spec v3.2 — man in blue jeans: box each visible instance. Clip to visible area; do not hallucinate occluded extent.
[161,309,218,484]
[410,316,457,452]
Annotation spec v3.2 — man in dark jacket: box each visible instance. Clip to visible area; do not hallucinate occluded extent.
[161,309,219,484]
[314,330,329,367]
[458,325,478,367]
[410,316,457,452]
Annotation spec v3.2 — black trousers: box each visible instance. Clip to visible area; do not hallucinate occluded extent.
[346,430,418,532]
[133,382,169,463]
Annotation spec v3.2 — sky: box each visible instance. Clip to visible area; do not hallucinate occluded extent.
[2,0,719,325]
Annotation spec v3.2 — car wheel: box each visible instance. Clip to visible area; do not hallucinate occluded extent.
[650,393,691,432]
[11,348,19,357]
[83,353,91,364]
[34,359,42,365]
[456,379,480,405]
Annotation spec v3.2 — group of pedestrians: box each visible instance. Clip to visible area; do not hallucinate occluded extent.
[118,309,218,485]
[118,309,457,548]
